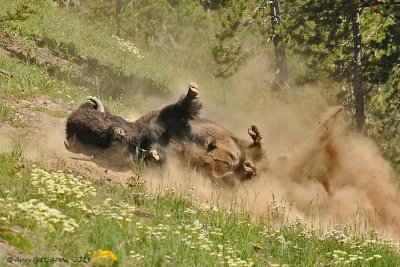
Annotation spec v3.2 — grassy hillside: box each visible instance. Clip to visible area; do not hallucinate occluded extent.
[1,1,400,266]
[1,0,171,89]
[0,0,231,108]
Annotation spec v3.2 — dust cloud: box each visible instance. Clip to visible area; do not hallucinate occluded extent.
[2,53,399,237]
[142,104,400,235]
[139,55,400,236]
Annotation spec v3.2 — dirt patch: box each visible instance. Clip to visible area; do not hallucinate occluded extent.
[1,97,133,184]
[3,91,400,238]
[0,227,30,267]
[0,239,19,266]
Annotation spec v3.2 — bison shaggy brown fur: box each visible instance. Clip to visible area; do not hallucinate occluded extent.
[65,83,269,184]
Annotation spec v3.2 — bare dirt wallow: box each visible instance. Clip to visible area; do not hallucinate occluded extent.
[64,82,270,185]
[3,85,400,232]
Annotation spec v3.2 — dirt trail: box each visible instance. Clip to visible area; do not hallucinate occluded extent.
[0,97,132,184]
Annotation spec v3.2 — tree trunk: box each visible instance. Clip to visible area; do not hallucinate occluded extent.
[350,2,364,132]
[116,0,122,37]
[269,0,288,90]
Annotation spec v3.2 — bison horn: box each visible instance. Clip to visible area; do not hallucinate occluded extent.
[64,140,74,152]
[86,96,105,113]
[64,134,78,153]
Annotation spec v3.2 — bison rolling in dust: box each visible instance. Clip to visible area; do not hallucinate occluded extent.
[65,83,269,185]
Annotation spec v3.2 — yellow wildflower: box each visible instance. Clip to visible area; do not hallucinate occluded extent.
[91,249,118,265]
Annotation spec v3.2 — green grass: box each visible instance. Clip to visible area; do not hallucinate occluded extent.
[0,141,400,266]
[0,55,127,115]
[0,0,230,117]
[0,101,28,128]
[1,0,173,92]
[1,1,400,266]
[0,100,11,121]
[0,56,78,100]
[0,0,230,108]
[0,0,168,117]
[27,104,68,118]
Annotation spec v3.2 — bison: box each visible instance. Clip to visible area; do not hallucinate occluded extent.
[65,83,269,184]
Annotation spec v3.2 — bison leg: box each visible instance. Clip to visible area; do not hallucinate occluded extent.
[242,160,257,179]
[246,125,265,158]
[128,142,164,164]
[156,82,202,129]
[148,149,160,162]
[248,125,262,145]
[210,161,256,185]
[245,125,270,173]
[181,82,199,104]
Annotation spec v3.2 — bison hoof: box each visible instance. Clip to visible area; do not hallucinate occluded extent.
[188,82,199,99]
[148,149,160,162]
[113,127,127,141]
[243,160,257,178]
[248,125,262,144]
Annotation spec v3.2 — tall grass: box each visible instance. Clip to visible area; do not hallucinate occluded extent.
[1,141,400,266]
